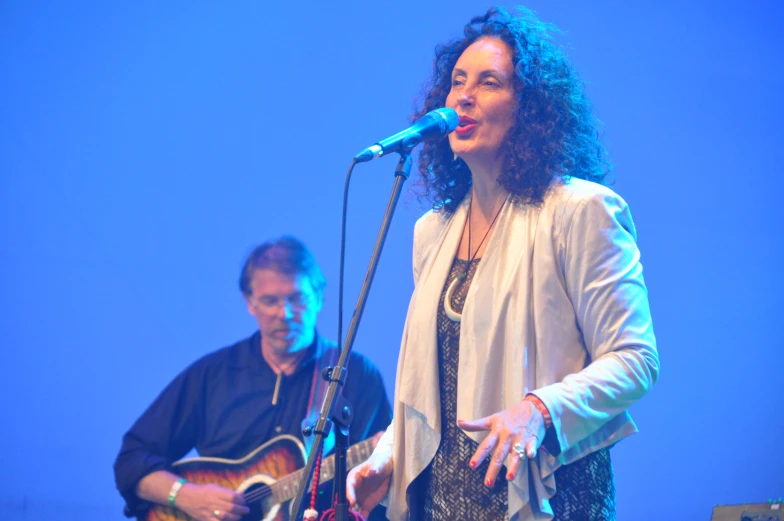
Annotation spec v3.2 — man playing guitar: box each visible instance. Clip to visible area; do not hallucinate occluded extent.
[114,236,392,521]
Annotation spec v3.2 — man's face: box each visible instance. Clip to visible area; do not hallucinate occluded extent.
[245,269,323,356]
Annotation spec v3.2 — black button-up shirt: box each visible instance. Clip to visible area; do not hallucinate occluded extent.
[114,331,392,519]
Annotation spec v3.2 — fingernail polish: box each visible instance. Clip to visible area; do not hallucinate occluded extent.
[506,473,513,480]
[485,478,494,486]
[469,460,477,468]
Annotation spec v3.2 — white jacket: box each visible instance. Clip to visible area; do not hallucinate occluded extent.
[374,178,659,520]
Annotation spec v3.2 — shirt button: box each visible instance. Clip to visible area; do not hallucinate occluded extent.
[275,426,282,433]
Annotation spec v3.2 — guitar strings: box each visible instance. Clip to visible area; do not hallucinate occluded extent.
[235,442,369,505]
[238,468,319,503]
[239,457,332,503]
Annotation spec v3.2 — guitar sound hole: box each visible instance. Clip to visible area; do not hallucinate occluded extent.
[241,482,273,521]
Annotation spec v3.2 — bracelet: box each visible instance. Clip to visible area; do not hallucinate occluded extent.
[168,477,187,507]
[524,394,553,430]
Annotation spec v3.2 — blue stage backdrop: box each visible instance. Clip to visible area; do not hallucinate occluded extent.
[1,1,782,520]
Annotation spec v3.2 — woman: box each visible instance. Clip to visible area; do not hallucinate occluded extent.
[347,7,659,521]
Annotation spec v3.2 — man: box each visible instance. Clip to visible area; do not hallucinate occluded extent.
[114,236,392,521]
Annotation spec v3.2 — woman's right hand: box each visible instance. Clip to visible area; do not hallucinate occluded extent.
[346,452,393,518]
[176,482,249,521]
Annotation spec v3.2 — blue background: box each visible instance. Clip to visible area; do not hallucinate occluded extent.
[1,1,782,520]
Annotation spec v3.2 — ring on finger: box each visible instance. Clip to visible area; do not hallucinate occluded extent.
[512,442,526,459]
[213,510,221,520]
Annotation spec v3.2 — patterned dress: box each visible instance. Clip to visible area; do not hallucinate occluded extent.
[416,257,617,521]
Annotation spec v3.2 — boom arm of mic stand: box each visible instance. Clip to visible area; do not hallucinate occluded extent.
[291,152,412,521]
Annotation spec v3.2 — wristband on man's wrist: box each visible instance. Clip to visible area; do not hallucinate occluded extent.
[168,477,187,507]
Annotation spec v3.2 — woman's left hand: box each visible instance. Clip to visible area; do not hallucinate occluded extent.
[457,399,546,486]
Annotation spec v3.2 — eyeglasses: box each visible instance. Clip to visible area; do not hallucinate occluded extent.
[251,292,316,314]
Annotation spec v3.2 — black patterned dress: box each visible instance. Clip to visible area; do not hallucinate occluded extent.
[414,257,617,521]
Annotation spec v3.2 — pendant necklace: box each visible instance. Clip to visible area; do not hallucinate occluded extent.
[264,350,302,406]
[444,197,506,322]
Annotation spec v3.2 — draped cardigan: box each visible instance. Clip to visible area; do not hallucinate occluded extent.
[373,178,659,521]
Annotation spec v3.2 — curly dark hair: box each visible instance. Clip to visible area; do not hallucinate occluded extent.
[414,6,611,212]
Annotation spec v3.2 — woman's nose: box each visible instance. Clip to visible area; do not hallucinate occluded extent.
[457,88,474,107]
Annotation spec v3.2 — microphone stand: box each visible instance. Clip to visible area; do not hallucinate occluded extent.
[291,150,413,521]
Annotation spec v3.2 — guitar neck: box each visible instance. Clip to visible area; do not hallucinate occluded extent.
[267,437,375,505]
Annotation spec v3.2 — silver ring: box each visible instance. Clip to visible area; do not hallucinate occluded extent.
[512,442,526,459]
[213,510,221,519]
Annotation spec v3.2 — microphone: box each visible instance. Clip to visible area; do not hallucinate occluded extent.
[354,108,459,163]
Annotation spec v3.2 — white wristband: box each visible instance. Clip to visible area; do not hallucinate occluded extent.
[168,477,187,507]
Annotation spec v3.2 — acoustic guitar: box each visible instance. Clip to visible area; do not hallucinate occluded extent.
[145,434,375,521]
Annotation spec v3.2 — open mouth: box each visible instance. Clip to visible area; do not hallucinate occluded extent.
[455,116,477,135]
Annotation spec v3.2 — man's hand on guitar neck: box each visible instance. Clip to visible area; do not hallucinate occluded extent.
[136,470,250,521]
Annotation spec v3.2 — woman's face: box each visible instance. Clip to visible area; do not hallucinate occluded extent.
[446,37,517,167]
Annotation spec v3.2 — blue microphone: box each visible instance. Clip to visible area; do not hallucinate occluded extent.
[354,108,459,163]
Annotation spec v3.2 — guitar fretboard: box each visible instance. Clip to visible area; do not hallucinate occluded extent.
[263,437,375,506]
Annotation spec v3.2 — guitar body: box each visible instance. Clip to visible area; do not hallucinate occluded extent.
[146,435,306,521]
